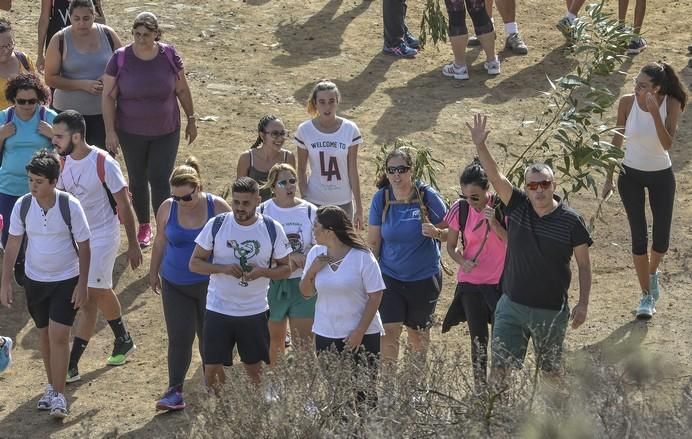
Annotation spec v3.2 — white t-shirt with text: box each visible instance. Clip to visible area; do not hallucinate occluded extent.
[195,213,292,317]
[9,190,90,282]
[302,245,385,339]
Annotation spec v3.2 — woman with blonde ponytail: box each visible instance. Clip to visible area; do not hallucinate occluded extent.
[149,156,231,411]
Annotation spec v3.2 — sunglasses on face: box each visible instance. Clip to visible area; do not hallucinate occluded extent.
[276,178,297,188]
[264,130,288,139]
[171,189,195,202]
[16,98,39,105]
[459,194,481,202]
[386,165,411,175]
[525,180,553,191]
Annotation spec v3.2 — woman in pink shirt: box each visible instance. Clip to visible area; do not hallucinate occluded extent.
[442,159,507,389]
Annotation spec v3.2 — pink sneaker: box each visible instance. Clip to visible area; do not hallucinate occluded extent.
[137,223,152,248]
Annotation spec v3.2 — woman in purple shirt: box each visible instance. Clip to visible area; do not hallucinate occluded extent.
[101,12,196,248]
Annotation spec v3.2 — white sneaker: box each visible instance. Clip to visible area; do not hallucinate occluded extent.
[635,293,656,319]
[484,58,501,75]
[37,384,54,410]
[442,62,469,80]
[50,392,68,418]
[264,383,280,403]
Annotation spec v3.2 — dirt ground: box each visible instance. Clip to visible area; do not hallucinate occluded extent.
[0,0,691,437]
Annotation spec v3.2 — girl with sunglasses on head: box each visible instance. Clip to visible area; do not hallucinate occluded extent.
[0,19,36,109]
[441,159,507,389]
[237,115,295,202]
[148,156,230,411]
[259,164,317,368]
[604,62,687,320]
[367,149,448,367]
[0,73,56,285]
[295,80,364,229]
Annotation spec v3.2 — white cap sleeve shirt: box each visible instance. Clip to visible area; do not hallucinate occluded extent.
[9,191,91,282]
[57,148,127,242]
[302,245,385,339]
[293,118,363,205]
[195,213,292,317]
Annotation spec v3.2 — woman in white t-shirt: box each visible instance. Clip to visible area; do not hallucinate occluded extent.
[300,205,384,408]
[294,80,364,229]
[604,62,687,320]
[259,163,317,365]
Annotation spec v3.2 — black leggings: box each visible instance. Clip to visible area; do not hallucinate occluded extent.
[457,283,500,386]
[162,279,208,390]
[617,165,675,255]
[445,0,494,37]
[119,128,180,224]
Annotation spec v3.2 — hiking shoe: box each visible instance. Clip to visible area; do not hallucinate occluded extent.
[505,32,528,55]
[66,367,81,384]
[107,335,136,366]
[468,35,480,47]
[383,42,417,58]
[484,58,501,75]
[156,387,186,411]
[627,36,647,55]
[137,223,152,248]
[50,393,68,419]
[649,271,660,302]
[0,336,13,373]
[37,384,54,410]
[442,62,469,80]
[404,31,421,49]
[556,17,576,42]
[635,293,656,319]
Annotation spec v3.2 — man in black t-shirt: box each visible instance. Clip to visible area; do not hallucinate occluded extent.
[466,114,592,375]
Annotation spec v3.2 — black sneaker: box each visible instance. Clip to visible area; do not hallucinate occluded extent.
[107,335,136,366]
[404,31,421,49]
[66,366,81,384]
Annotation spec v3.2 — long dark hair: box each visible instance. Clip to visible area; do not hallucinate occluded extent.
[641,62,688,111]
[317,205,368,252]
[460,158,489,190]
[375,148,414,189]
[251,115,280,149]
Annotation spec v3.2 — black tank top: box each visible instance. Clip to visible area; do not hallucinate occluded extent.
[46,0,71,50]
[247,149,288,202]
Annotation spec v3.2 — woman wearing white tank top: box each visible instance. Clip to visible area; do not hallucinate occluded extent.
[604,62,687,320]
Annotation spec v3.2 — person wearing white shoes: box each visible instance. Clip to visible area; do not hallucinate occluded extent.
[603,63,687,320]
[442,0,500,81]
[0,150,91,419]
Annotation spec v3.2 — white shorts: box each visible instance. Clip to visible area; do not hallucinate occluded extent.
[88,235,120,289]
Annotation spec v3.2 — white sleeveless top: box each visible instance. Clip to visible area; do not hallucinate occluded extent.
[622,95,671,171]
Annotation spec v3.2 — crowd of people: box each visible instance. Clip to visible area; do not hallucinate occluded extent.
[0,0,688,422]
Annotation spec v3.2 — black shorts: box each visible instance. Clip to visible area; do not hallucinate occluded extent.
[203,309,270,366]
[315,333,380,369]
[379,272,442,330]
[24,276,80,328]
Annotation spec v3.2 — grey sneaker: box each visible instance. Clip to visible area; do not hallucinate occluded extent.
[505,32,528,55]
[627,36,647,55]
[635,293,656,319]
[442,62,469,80]
[37,385,54,410]
[50,393,68,418]
[66,367,81,384]
[556,16,576,42]
[484,58,501,75]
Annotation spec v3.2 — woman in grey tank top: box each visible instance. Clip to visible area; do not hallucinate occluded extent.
[44,0,121,150]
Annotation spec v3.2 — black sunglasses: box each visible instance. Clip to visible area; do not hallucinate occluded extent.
[276,178,297,188]
[172,189,195,202]
[386,165,411,175]
[16,98,39,105]
[459,194,481,202]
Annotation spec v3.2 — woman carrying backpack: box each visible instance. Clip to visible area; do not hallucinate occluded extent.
[44,0,122,150]
[102,11,197,248]
[0,19,36,109]
[366,148,448,366]
[441,159,507,389]
[0,73,56,284]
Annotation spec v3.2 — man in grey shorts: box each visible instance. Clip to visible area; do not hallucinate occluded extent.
[466,114,592,379]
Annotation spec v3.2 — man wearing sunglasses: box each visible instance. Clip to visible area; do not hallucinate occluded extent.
[52,110,142,382]
[467,114,592,381]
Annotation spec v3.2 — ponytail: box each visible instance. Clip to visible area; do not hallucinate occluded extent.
[252,114,280,149]
[641,62,688,111]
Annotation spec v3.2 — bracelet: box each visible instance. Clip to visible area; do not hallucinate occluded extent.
[187,114,198,120]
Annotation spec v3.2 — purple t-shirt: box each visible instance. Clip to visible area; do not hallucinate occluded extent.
[105,44,184,137]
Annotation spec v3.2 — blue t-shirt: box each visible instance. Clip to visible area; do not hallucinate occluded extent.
[0,106,57,196]
[369,184,447,281]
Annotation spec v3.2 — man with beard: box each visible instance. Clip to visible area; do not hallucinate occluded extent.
[190,177,291,393]
[51,110,142,382]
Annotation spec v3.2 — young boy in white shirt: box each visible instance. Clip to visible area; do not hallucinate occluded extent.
[190,177,291,393]
[0,150,91,418]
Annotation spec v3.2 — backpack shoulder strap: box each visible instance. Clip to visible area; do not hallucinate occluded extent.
[160,43,181,79]
[307,203,313,221]
[102,25,115,52]
[458,199,470,249]
[491,194,507,230]
[14,51,31,71]
[19,195,32,226]
[96,150,106,183]
[57,192,78,255]
[262,214,278,268]
[6,107,14,123]
[58,29,65,58]
[116,45,128,70]
[39,106,46,122]
[209,212,229,263]
[259,202,265,214]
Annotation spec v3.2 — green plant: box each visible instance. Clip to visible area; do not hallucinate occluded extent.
[419,0,448,48]
[374,139,446,191]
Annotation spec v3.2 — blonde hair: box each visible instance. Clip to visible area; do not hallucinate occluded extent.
[170,156,202,189]
[260,163,297,193]
[306,80,340,117]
